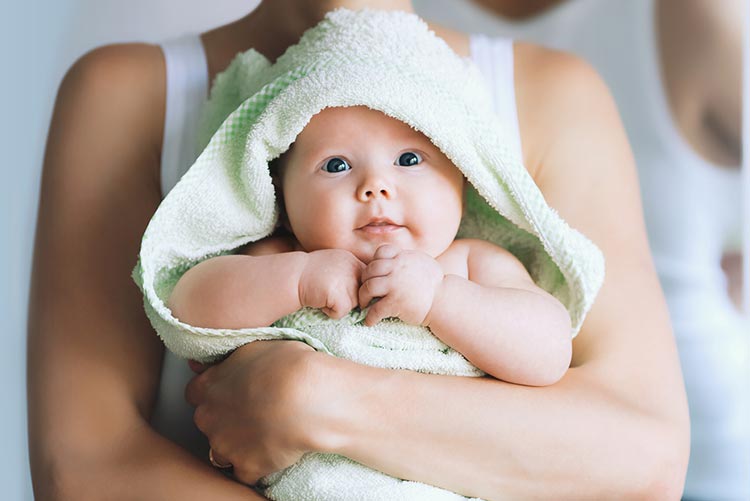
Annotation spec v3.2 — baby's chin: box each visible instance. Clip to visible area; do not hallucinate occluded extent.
[352,241,445,264]
[300,234,446,263]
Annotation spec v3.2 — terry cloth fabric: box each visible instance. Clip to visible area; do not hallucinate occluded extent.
[133,8,605,500]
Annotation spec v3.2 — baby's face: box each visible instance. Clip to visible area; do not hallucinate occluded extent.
[277,106,465,263]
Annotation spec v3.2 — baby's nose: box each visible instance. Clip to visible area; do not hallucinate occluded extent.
[357,177,393,201]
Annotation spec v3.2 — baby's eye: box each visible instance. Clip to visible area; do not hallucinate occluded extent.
[322,157,350,173]
[395,151,422,167]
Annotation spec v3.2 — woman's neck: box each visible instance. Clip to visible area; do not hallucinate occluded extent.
[253,0,415,53]
[238,0,414,61]
[202,0,419,80]
[284,0,415,19]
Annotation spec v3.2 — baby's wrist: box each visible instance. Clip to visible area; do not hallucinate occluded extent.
[422,274,449,327]
[292,251,312,310]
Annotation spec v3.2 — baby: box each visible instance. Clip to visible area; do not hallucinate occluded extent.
[168,104,572,387]
[135,9,605,499]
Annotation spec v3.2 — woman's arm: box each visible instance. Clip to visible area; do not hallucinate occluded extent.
[317,44,690,499]
[261,45,686,499]
[187,45,689,499]
[27,44,262,500]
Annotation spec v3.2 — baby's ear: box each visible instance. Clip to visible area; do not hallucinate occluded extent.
[270,172,293,233]
[462,177,469,213]
[269,151,293,232]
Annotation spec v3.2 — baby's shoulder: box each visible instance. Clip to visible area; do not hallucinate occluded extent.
[451,239,532,287]
[237,233,299,256]
[447,238,513,261]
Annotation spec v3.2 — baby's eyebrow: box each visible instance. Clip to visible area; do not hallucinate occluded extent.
[301,146,345,163]
[403,133,440,150]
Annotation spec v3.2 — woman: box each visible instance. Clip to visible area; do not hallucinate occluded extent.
[455,1,748,498]
[27,0,689,498]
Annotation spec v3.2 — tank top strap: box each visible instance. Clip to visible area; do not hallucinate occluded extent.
[158,34,209,198]
[469,34,524,161]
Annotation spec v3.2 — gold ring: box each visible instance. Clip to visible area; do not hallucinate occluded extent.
[208,447,233,469]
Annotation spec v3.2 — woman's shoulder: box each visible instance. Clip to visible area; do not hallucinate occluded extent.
[512,41,614,181]
[64,42,166,98]
[42,42,169,227]
[58,42,167,163]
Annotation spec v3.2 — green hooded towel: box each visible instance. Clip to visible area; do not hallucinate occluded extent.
[133,8,605,500]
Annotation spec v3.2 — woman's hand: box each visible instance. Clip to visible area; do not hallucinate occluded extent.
[185,340,330,485]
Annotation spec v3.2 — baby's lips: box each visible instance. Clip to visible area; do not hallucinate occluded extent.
[357,215,401,228]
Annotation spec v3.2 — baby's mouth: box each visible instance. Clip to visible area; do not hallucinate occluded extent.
[357,218,404,234]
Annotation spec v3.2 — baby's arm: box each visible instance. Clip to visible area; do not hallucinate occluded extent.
[167,237,306,329]
[428,239,572,386]
[167,236,364,329]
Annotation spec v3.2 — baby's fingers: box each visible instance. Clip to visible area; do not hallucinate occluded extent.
[361,258,394,283]
[364,297,395,326]
[358,276,389,309]
[322,292,355,320]
[373,244,400,261]
[322,305,350,320]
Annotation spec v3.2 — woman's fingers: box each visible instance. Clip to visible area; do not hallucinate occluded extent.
[188,359,209,374]
[185,341,318,484]
[233,461,276,488]
[184,372,208,407]
[208,446,233,470]
[232,466,259,487]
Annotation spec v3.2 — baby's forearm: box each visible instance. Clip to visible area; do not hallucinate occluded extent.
[167,252,308,329]
[425,275,572,385]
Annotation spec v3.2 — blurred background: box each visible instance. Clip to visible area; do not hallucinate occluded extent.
[5,1,746,499]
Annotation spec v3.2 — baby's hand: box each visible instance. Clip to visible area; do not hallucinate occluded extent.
[358,244,444,326]
[299,249,365,319]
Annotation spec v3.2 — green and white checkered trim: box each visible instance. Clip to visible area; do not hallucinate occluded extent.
[201,61,326,159]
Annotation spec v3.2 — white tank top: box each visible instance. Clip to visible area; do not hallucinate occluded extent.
[152,32,522,458]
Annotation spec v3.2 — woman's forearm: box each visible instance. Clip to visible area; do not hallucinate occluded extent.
[313,357,686,500]
[34,415,263,500]
[427,274,572,385]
